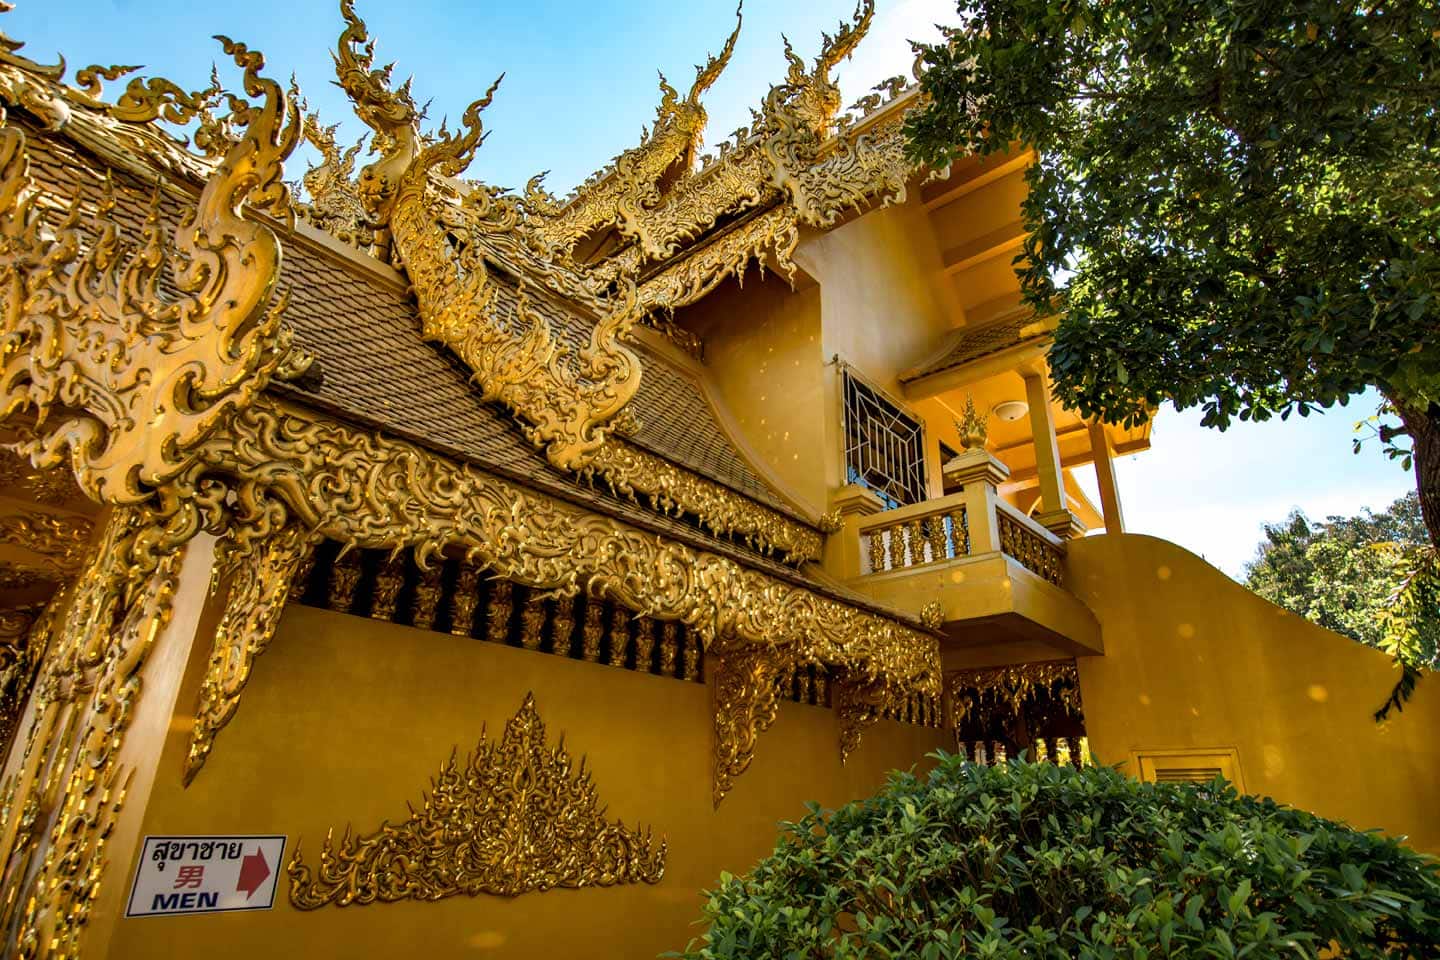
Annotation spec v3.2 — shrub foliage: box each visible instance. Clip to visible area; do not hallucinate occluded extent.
[674,755,1440,959]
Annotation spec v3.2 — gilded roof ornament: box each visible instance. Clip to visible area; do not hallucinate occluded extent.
[522,2,744,259]
[333,0,643,471]
[0,31,303,539]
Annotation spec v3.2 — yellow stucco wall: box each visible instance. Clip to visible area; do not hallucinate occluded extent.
[106,604,944,960]
[683,274,830,513]
[1067,533,1440,854]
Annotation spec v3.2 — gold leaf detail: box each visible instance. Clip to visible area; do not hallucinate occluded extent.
[286,693,665,906]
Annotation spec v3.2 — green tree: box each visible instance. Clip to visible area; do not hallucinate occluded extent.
[1245,492,1426,643]
[1243,493,1438,716]
[904,0,1440,550]
[673,756,1440,959]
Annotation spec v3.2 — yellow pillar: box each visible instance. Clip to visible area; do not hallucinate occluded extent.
[1022,372,1085,539]
[1087,421,1126,534]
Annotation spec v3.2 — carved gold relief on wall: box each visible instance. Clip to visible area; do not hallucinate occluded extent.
[287,692,665,906]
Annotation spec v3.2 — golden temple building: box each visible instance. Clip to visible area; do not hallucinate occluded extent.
[0,2,1436,957]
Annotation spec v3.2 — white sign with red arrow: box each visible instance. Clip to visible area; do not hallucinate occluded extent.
[125,835,285,917]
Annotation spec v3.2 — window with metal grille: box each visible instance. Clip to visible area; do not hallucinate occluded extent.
[842,367,927,509]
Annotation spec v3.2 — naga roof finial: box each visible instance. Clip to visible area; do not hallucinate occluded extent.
[775,0,874,137]
[332,0,501,221]
[687,2,743,108]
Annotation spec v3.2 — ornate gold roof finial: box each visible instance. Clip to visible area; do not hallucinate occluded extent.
[774,0,874,138]
[956,395,988,450]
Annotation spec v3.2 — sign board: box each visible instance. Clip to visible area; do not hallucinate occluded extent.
[126,835,286,918]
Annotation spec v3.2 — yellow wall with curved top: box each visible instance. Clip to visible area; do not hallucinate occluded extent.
[105,604,945,960]
[1066,533,1440,854]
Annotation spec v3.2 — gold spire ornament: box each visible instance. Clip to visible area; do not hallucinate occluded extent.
[955,395,989,450]
[286,693,666,906]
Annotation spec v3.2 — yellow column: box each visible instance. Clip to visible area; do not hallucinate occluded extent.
[1022,372,1067,514]
[1022,371,1086,539]
[1087,421,1126,534]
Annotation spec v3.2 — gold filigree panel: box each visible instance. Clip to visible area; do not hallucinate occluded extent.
[287,693,665,906]
[183,524,314,785]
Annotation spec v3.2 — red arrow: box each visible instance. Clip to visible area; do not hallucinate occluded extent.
[237,848,270,900]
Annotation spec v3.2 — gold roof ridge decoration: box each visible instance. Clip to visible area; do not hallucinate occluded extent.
[286,692,667,906]
[0,28,308,537]
[334,0,645,472]
[523,2,746,257]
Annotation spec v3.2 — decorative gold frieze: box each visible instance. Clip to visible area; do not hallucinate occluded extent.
[919,600,943,630]
[185,524,314,785]
[588,437,820,565]
[0,508,92,573]
[0,449,75,505]
[202,399,939,800]
[286,693,665,906]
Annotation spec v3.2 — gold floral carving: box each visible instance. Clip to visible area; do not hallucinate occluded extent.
[0,34,303,539]
[334,2,643,472]
[286,692,665,906]
[588,440,820,564]
[710,643,796,805]
[183,523,314,786]
[0,509,92,572]
[0,508,186,957]
[201,398,939,801]
[946,660,1083,729]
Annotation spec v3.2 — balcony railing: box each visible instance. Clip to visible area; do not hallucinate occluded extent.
[858,495,969,574]
[996,503,1064,585]
[855,486,1065,586]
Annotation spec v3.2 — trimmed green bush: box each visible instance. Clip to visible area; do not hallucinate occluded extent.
[673,754,1440,958]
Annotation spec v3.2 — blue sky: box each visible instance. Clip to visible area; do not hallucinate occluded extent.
[10,0,1419,577]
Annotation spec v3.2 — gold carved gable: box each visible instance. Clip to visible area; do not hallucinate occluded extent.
[286,693,666,906]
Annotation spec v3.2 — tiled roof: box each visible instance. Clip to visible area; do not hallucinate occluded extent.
[902,313,1047,382]
[22,121,844,594]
